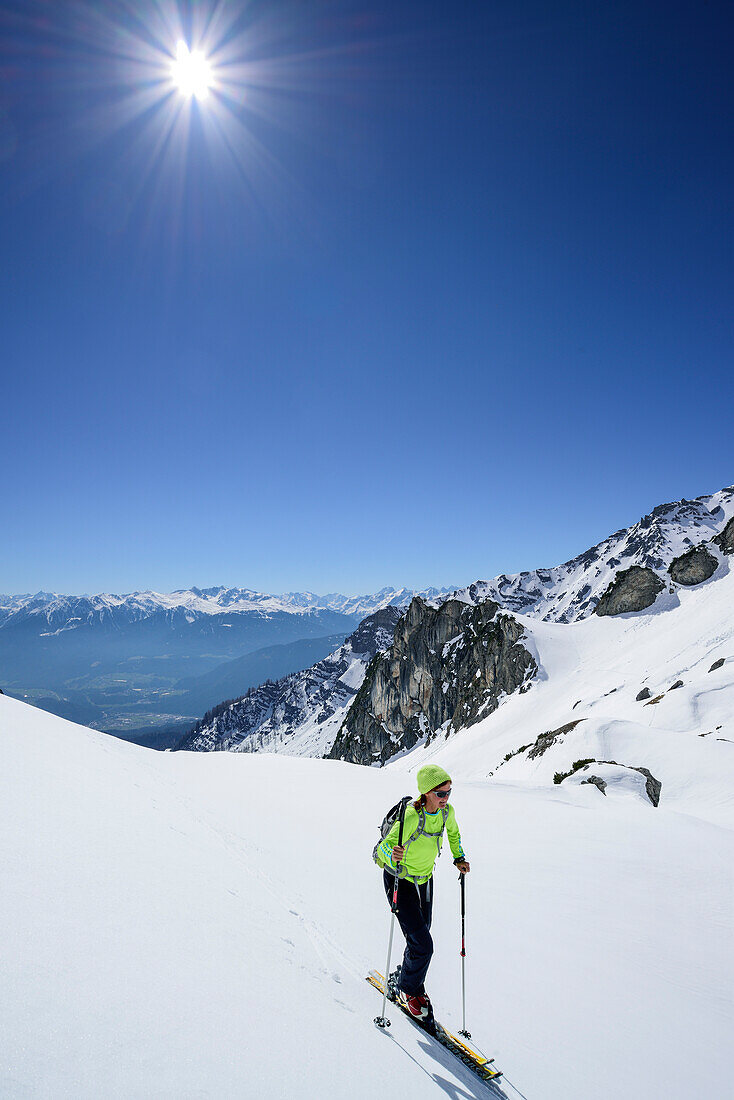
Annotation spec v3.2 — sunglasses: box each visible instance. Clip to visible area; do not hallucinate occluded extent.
[433,788,451,799]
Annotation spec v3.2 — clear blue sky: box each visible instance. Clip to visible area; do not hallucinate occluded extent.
[1,0,732,596]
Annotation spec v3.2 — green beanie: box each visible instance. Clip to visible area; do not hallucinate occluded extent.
[417,764,451,795]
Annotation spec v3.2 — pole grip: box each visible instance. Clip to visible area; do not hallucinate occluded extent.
[391,796,409,912]
[397,796,407,847]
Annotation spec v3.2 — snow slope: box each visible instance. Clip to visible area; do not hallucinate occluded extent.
[2,690,732,1099]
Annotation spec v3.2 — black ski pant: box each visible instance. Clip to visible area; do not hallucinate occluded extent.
[383,870,433,995]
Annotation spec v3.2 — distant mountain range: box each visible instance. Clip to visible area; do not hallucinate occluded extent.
[0,585,453,743]
[0,585,453,626]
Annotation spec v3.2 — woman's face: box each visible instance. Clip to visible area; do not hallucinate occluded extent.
[424,782,452,813]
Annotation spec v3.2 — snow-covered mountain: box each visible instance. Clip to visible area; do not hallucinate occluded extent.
[181,486,734,767]
[177,607,402,756]
[448,485,734,621]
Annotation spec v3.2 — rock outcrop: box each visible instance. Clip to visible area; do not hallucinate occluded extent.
[328,597,536,765]
[668,545,718,586]
[636,766,663,806]
[713,515,734,554]
[582,775,607,795]
[566,760,662,806]
[594,566,665,617]
[527,720,585,760]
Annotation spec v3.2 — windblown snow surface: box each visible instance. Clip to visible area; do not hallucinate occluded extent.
[2,570,733,1099]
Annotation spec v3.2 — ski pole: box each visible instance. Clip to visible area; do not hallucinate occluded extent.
[374,799,408,1029]
[458,870,471,1038]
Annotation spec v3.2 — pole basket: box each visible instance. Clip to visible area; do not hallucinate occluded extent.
[374,1015,391,1029]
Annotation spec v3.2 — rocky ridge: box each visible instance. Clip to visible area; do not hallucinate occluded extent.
[448,486,734,622]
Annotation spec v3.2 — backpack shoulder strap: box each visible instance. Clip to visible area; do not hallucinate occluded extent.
[401,805,424,856]
[434,805,449,854]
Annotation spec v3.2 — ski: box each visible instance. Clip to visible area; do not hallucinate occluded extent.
[366,969,503,1086]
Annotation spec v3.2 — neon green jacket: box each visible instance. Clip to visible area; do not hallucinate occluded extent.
[377,802,465,885]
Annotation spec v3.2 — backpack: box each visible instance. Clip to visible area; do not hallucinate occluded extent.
[372,796,449,871]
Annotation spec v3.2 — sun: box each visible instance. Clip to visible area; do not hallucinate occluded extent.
[170,40,214,100]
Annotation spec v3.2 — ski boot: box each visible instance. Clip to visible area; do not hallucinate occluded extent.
[398,990,435,1032]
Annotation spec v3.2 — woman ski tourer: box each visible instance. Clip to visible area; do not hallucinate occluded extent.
[375,765,470,1023]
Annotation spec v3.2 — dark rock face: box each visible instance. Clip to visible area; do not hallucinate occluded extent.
[669,680,684,691]
[582,775,607,796]
[709,658,725,672]
[342,607,403,656]
[636,766,662,807]
[668,545,718,586]
[595,566,665,617]
[636,687,652,701]
[713,516,734,555]
[329,597,536,766]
